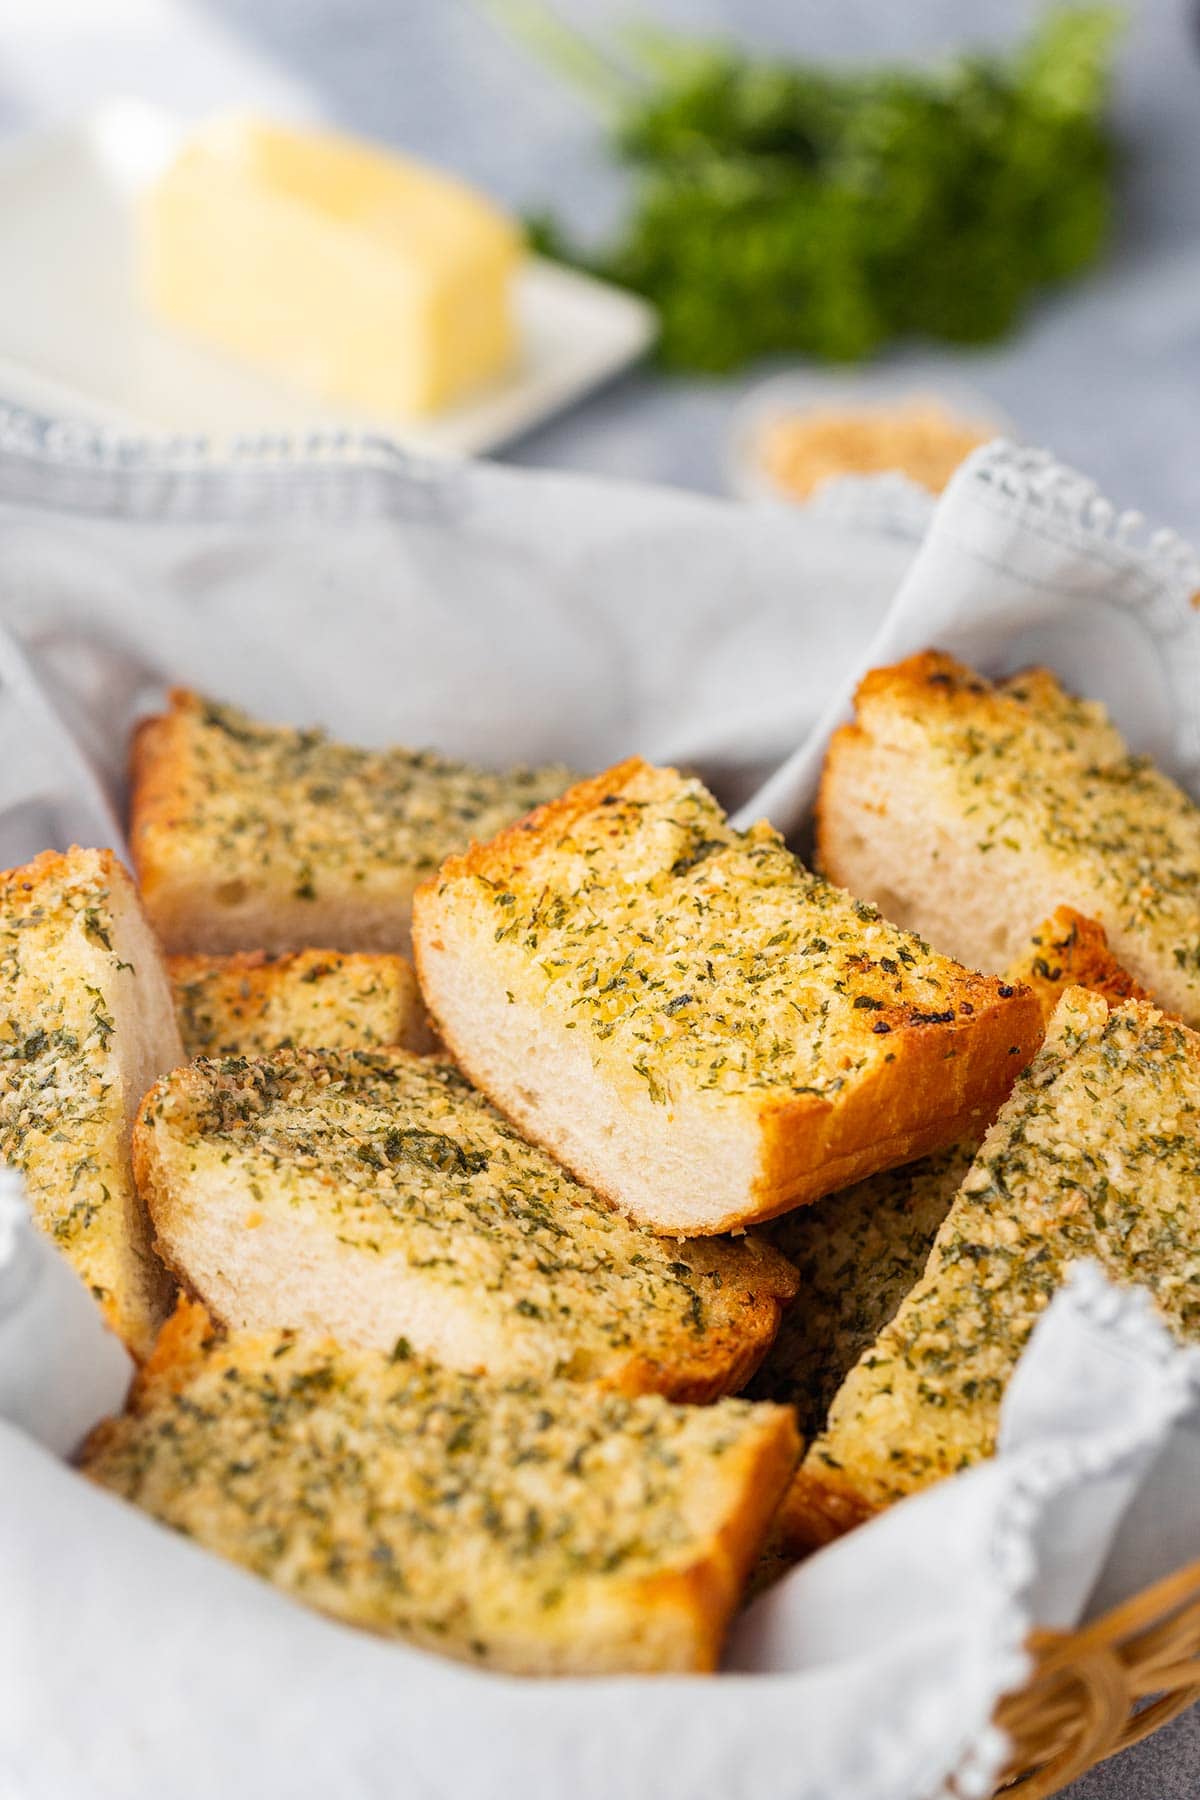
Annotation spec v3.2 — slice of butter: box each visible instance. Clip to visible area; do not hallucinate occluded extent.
[140,117,523,418]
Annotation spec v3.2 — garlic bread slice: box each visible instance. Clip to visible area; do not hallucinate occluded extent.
[135,1047,797,1399]
[414,758,1042,1233]
[788,989,1200,1550]
[83,1300,800,1675]
[0,847,183,1355]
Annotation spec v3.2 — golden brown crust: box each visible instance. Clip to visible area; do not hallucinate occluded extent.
[130,1099,201,1319]
[613,1241,799,1404]
[135,1292,214,1392]
[418,755,651,905]
[1007,906,1154,1024]
[3,844,108,889]
[128,694,193,914]
[812,721,864,880]
[636,1409,802,1671]
[747,977,1041,1222]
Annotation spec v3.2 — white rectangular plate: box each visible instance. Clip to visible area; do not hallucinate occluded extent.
[0,100,657,456]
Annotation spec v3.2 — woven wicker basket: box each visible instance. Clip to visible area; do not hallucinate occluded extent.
[989,1555,1200,1796]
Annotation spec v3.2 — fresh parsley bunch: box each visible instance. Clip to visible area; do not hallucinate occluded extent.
[519,7,1122,369]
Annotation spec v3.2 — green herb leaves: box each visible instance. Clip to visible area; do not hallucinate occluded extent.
[524,7,1121,369]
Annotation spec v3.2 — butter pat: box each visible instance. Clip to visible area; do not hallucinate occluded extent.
[141,117,523,418]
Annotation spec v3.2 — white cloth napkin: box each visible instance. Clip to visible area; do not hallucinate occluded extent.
[0,408,1199,1800]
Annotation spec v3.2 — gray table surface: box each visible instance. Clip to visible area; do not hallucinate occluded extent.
[3,1,1200,1794]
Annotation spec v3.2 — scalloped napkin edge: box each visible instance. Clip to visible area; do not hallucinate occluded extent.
[739,441,1200,831]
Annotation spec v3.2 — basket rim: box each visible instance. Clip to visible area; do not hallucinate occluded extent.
[994,1552,1200,1798]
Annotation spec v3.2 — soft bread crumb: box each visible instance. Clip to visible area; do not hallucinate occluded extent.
[135,1046,798,1400]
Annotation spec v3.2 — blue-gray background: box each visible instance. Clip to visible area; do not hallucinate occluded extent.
[2,1,1198,1793]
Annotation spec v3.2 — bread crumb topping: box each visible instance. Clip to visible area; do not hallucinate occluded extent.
[171,695,571,902]
[470,763,1018,1101]
[808,990,1200,1505]
[85,1317,783,1662]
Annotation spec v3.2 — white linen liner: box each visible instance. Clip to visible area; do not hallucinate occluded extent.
[0,403,1198,1800]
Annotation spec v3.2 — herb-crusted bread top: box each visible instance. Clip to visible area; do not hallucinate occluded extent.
[414,758,1043,1231]
[749,1143,972,1441]
[797,988,1200,1534]
[134,1046,797,1397]
[468,763,998,1097]
[82,1300,800,1675]
[130,690,571,954]
[0,847,183,1355]
[817,651,1200,1024]
[758,912,1152,1557]
[169,949,432,1057]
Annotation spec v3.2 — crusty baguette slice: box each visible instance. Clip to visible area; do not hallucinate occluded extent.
[130,689,571,955]
[786,987,1200,1552]
[817,650,1200,1025]
[412,758,1043,1234]
[134,1046,798,1399]
[755,909,1148,1557]
[82,1298,800,1675]
[0,848,184,1356]
[749,909,1145,1447]
[169,948,433,1057]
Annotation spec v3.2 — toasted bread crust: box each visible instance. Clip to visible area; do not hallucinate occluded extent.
[612,1267,798,1407]
[747,981,1037,1224]
[416,758,1044,1234]
[774,1468,880,1556]
[128,704,184,929]
[641,1413,806,1671]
